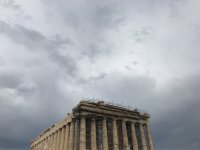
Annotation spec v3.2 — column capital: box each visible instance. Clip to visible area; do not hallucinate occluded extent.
[139,122,145,127]
[122,118,128,122]
[112,117,118,121]
[103,116,107,120]
[91,117,96,122]
[80,115,85,118]
[65,122,70,127]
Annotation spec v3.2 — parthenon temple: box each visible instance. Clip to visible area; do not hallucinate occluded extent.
[30,100,154,150]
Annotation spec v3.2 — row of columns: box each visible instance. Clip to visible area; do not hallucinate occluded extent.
[31,116,154,150]
[31,123,71,150]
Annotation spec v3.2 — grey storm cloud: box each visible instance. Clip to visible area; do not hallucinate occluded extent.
[152,74,200,150]
[0,0,200,150]
[0,71,22,89]
[0,20,77,75]
[0,20,71,51]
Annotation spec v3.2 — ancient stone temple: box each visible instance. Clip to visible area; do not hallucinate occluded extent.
[30,100,154,150]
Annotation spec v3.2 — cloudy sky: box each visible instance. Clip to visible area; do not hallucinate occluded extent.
[0,0,200,149]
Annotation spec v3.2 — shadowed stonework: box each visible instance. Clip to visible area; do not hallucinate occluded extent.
[30,100,155,150]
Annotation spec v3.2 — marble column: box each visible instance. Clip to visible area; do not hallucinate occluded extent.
[47,136,50,150]
[37,143,39,150]
[40,141,42,150]
[113,118,119,150]
[79,117,86,150]
[139,124,147,150]
[49,134,53,150]
[41,139,44,150]
[40,142,42,150]
[74,119,80,150]
[45,138,47,149]
[37,142,40,150]
[41,141,43,150]
[44,137,48,149]
[43,138,46,150]
[60,126,66,150]
[146,124,154,150]
[53,131,58,150]
[69,121,75,150]
[38,143,40,150]
[91,118,97,150]
[44,139,46,150]
[131,122,139,150]
[122,119,129,149]
[44,138,47,150]
[40,140,43,150]
[39,143,41,150]
[42,140,44,150]
[63,124,70,150]
[56,129,62,150]
[52,134,55,150]
[102,117,109,150]
[51,133,55,150]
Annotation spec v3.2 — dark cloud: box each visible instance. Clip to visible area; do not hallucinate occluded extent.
[153,100,200,150]
[82,42,111,60]
[49,50,77,76]
[152,75,200,150]
[0,21,70,51]
[130,26,153,43]
[44,0,124,30]
[0,21,77,75]
[88,73,107,82]
[0,68,74,150]
[90,2,124,29]
[0,71,22,89]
